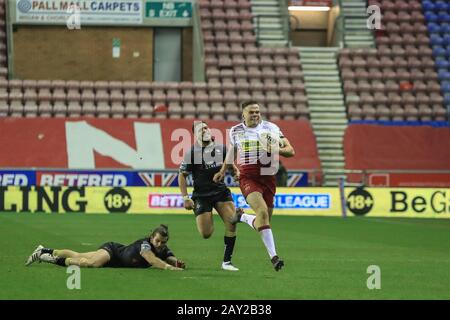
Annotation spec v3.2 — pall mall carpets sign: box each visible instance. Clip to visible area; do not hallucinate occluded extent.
[15,0,143,25]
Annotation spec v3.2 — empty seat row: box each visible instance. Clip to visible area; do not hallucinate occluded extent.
[382,22,428,33]
[368,0,422,11]
[339,56,435,68]
[0,102,309,121]
[205,56,301,69]
[346,92,444,105]
[423,1,450,12]
[341,68,438,81]
[3,80,303,95]
[343,80,442,93]
[425,11,450,23]
[199,0,251,10]
[375,34,430,46]
[206,46,298,59]
[348,104,447,122]
[201,20,254,32]
[428,22,450,34]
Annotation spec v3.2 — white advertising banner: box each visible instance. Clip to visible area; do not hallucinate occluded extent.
[15,0,143,25]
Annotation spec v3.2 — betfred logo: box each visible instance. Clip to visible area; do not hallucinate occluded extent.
[0,174,29,186]
[148,194,184,208]
[38,172,128,186]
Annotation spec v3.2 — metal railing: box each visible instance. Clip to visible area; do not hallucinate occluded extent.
[332,14,368,48]
[192,0,205,82]
[253,11,299,47]
[332,0,373,48]
[253,14,288,47]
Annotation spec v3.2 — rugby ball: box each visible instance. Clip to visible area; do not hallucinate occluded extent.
[258,132,284,151]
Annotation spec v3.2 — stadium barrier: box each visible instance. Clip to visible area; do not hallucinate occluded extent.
[0,118,320,171]
[1,186,448,218]
[346,169,450,187]
[0,169,309,187]
[344,124,450,187]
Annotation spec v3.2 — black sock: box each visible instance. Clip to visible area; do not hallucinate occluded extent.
[41,248,54,255]
[223,236,236,263]
[55,257,66,267]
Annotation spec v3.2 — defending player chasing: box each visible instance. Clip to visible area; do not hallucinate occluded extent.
[213,101,295,271]
[25,224,185,271]
[178,121,241,271]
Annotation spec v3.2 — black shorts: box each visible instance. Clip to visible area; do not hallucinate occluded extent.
[192,188,234,216]
[98,242,124,268]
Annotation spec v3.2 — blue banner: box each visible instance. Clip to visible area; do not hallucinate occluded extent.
[0,170,308,187]
[233,193,331,209]
[0,170,35,186]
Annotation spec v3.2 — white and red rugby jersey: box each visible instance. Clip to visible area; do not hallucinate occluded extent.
[229,120,284,176]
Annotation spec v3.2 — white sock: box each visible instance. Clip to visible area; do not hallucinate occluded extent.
[259,227,277,259]
[240,213,256,229]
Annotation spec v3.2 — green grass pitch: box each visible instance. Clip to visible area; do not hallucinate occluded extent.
[0,212,449,300]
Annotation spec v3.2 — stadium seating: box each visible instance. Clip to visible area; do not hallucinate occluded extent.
[423,0,450,114]
[341,0,448,122]
[0,0,309,121]
[199,0,308,121]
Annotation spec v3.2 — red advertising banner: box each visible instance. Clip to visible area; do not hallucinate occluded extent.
[0,118,321,171]
[345,124,450,187]
[344,124,450,171]
[369,173,450,187]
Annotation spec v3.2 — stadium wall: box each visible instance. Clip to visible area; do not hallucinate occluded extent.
[344,124,450,186]
[13,26,154,81]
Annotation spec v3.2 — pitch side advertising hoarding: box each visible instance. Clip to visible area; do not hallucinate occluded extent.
[1,186,449,218]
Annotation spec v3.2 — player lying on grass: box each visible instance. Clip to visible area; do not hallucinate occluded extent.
[25,224,185,271]
[178,121,241,271]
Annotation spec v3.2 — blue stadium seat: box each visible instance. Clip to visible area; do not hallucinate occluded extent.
[438,69,450,81]
[422,1,435,12]
[442,23,450,34]
[444,93,450,105]
[444,35,450,45]
[438,11,450,23]
[438,67,449,74]
[436,58,450,69]
[446,46,450,57]
[425,12,438,22]
[435,1,449,12]
[433,45,447,56]
[431,34,444,46]
[428,23,441,33]
[441,81,450,92]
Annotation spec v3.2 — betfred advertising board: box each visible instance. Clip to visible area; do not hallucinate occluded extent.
[2,186,448,218]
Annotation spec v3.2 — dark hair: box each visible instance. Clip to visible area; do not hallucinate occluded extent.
[192,121,207,133]
[241,100,260,110]
[150,224,169,240]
